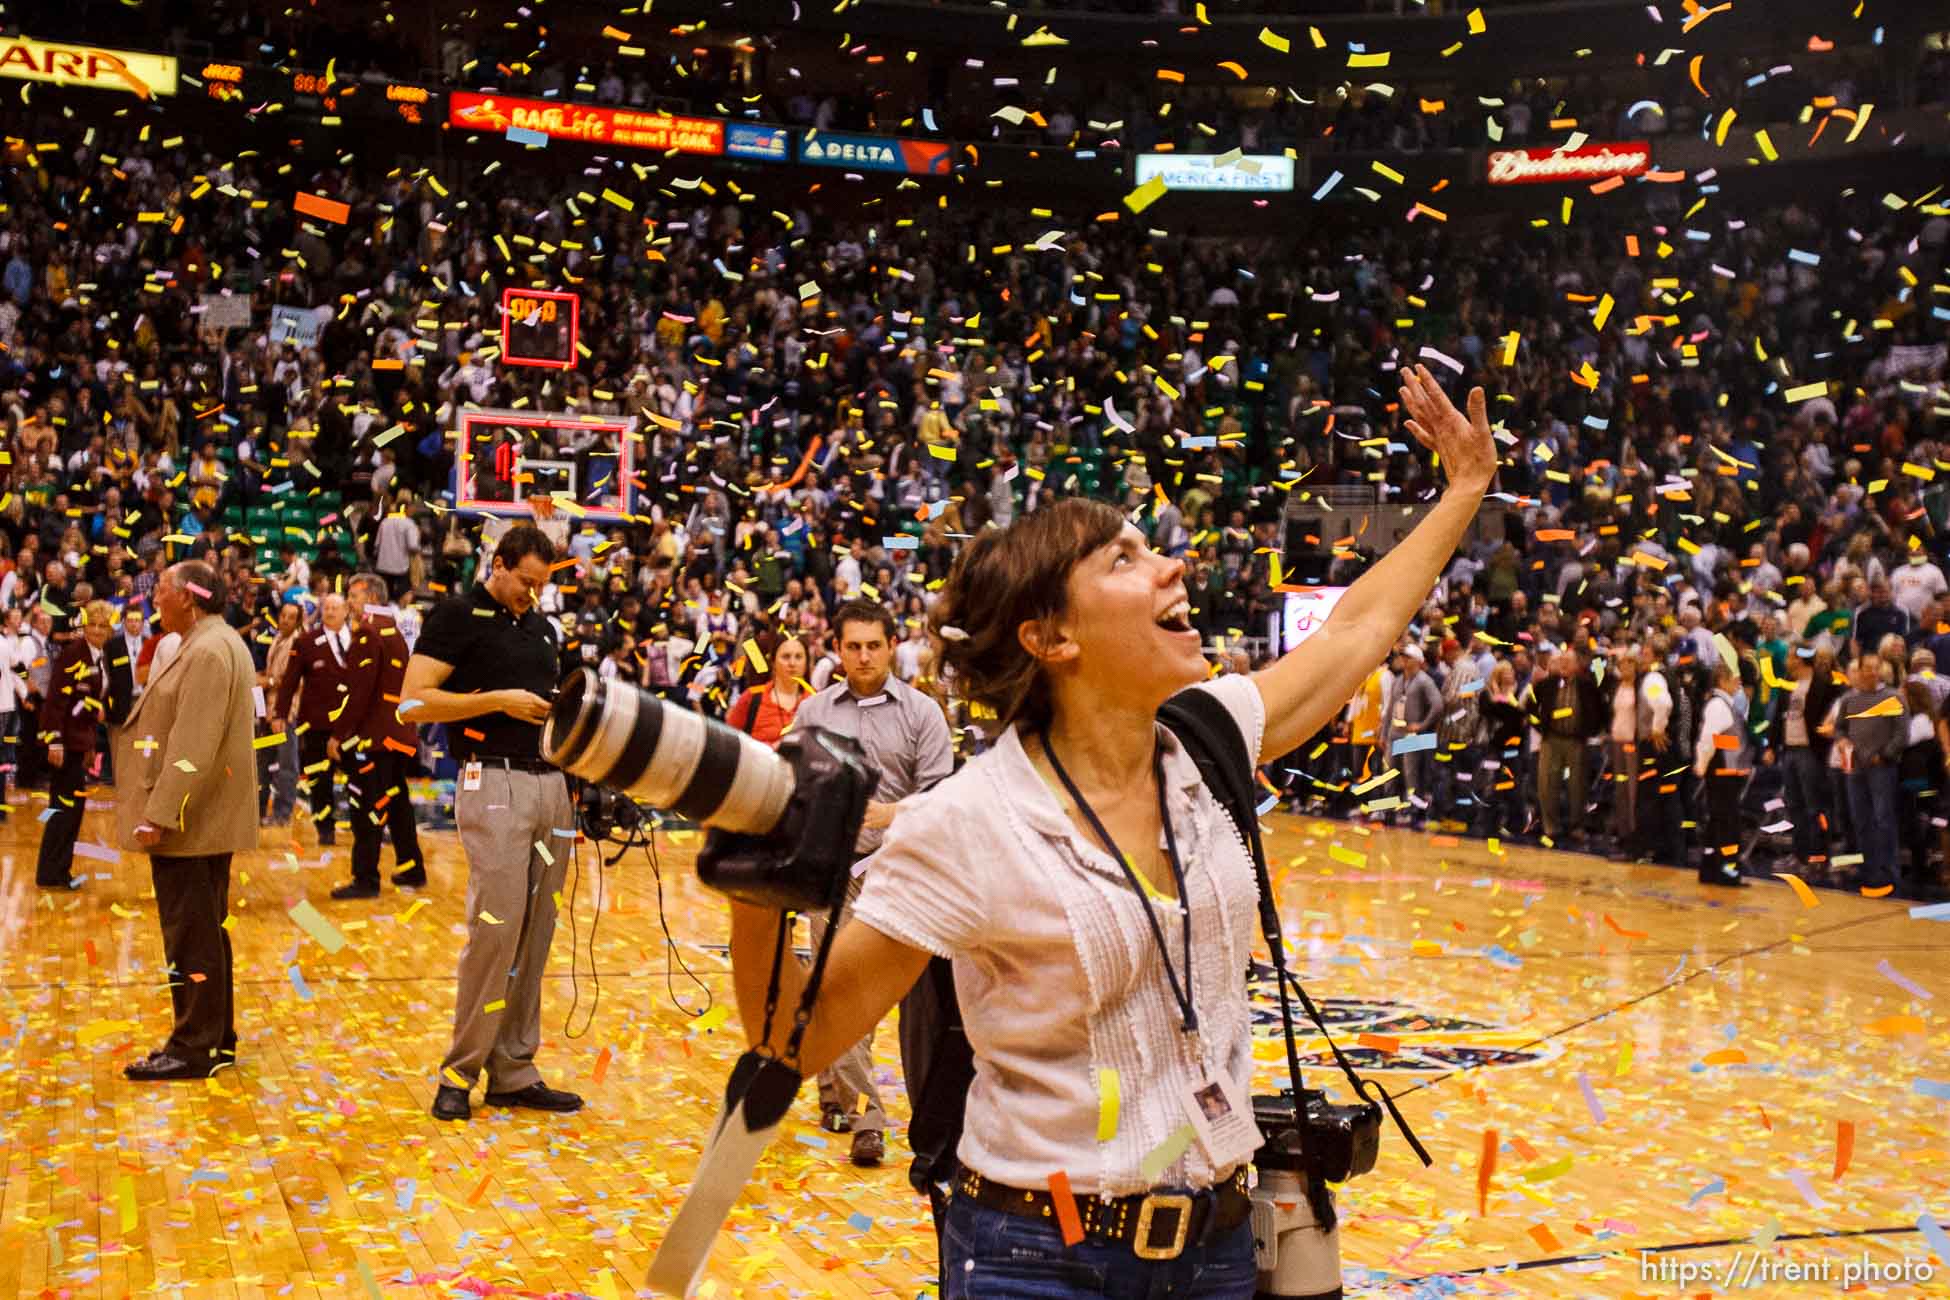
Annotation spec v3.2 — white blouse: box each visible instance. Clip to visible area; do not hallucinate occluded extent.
[853,674,1267,1196]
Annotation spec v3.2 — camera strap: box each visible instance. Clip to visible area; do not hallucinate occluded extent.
[1157,689,1431,1173]
[650,893,848,1296]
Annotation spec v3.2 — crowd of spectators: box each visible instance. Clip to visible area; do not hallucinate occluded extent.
[0,104,1944,892]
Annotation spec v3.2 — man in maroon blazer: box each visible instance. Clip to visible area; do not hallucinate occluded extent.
[326,573,425,899]
[36,599,115,889]
[275,592,356,847]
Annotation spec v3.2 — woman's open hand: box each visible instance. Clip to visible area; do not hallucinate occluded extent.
[1399,364,1496,495]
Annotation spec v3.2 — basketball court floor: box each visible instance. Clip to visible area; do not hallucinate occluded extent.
[2,792,1945,1297]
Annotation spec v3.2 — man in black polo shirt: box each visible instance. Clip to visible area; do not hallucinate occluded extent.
[400,524,583,1122]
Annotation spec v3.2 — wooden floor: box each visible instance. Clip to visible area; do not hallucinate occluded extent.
[2,784,1946,1298]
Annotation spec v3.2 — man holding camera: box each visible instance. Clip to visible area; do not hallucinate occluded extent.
[400,525,582,1122]
[791,599,953,1167]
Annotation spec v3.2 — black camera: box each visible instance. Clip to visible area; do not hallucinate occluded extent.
[543,670,876,912]
[1251,1090,1383,1184]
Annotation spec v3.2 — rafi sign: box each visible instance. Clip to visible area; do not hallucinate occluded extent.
[449,92,724,154]
[0,36,179,98]
[798,130,952,176]
[1134,153,1295,193]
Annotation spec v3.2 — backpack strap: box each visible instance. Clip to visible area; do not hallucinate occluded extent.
[1158,686,1432,1178]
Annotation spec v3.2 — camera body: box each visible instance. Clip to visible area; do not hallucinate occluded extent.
[1251,1091,1382,1184]
[696,728,876,913]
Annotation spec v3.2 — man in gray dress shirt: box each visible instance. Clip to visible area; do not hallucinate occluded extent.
[792,599,954,1166]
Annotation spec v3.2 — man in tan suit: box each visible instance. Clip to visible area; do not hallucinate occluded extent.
[114,560,259,1081]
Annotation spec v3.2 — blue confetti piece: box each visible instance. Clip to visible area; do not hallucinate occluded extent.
[1686,1177,1726,1207]
[506,125,548,147]
[847,1212,874,1233]
[396,1178,416,1212]
[36,808,55,824]
[287,965,313,1001]
[1914,1079,1950,1101]
[795,1132,829,1149]
[1255,793,1280,816]
[1920,1213,1950,1262]
[1390,733,1438,755]
[1311,169,1343,200]
[881,535,920,550]
[1578,1073,1607,1125]
[1909,902,1950,921]
[922,108,938,132]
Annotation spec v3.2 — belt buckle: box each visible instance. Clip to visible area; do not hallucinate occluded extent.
[1131,1193,1193,1261]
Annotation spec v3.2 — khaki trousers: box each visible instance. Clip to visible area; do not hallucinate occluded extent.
[440,765,574,1092]
[810,873,886,1134]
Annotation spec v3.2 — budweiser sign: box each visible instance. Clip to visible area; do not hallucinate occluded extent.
[1486,142,1650,186]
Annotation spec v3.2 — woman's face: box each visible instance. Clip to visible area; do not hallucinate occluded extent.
[1051,524,1204,704]
[773,639,807,683]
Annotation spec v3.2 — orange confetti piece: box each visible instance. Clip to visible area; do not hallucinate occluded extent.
[1156,69,1185,83]
[1833,1119,1854,1181]
[1534,529,1575,542]
[1528,1223,1564,1253]
[1866,1015,1925,1036]
[1476,1129,1498,1216]
[593,1045,612,1085]
[1702,1048,1748,1066]
[1048,1171,1085,1246]
[1357,1033,1401,1054]
[1603,914,1648,939]
[294,192,350,225]
[467,1173,492,1204]
[1772,871,1820,908]
[1217,60,1247,79]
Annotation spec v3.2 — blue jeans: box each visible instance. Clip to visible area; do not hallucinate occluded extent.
[943,1194,1258,1299]
[1845,763,1901,889]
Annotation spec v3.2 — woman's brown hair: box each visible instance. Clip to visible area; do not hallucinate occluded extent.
[928,497,1127,736]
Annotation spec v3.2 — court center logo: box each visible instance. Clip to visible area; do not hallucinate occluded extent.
[1246,960,1559,1074]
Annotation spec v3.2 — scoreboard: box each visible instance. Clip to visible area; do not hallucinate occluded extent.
[500,287,579,370]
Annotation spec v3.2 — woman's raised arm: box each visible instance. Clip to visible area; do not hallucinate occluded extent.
[1253,365,1498,763]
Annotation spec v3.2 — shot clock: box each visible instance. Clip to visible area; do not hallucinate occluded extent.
[500,287,579,369]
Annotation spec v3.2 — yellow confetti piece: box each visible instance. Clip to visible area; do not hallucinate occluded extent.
[116,1174,137,1234]
[1097,1068,1121,1141]
[1847,696,1905,719]
[743,639,769,676]
[1593,293,1614,330]
[535,840,555,867]
[1754,128,1777,162]
[1784,380,1829,403]
[1329,844,1368,868]
[1466,6,1486,33]
[478,910,505,925]
[690,1004,732,1035]
[288,899,347,953]
[173,758,198,773]
[443,1066,471,1088]
[484,999,506,1013]
[77,1019,138,1046]
[109,902,140,919]
[1257,26,1290,53]
[1124,175,1168,214]
[1371,160,1405,184]
[1348,50,1390,68]
[252,732,288,750]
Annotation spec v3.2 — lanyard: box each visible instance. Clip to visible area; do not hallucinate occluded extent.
[1040,727,1197,1035]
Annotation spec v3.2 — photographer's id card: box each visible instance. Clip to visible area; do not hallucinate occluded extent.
[462,762,483,792]
[1178,1070,1255,1166]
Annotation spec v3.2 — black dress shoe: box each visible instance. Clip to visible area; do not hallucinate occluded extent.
[124,1050,211,1081]
[392,867,428,888]
[483,1081,584,1113]
[330,881,380,900]
[431,1084,472,1121]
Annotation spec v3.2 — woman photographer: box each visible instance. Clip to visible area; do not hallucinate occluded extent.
[726,366,1495,1296]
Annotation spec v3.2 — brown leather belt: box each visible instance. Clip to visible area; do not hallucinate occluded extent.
[955,1167,1252,1261]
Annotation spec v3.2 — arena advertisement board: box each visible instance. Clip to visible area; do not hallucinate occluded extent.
[1134,152,1295,193]
[449,91,724,154]
[455,409,636,522]
[798,130,952,175]
[1279,587,1347,653]
[0,36,178,97]
[725,123,791,161]
[1486,141,1650,185]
